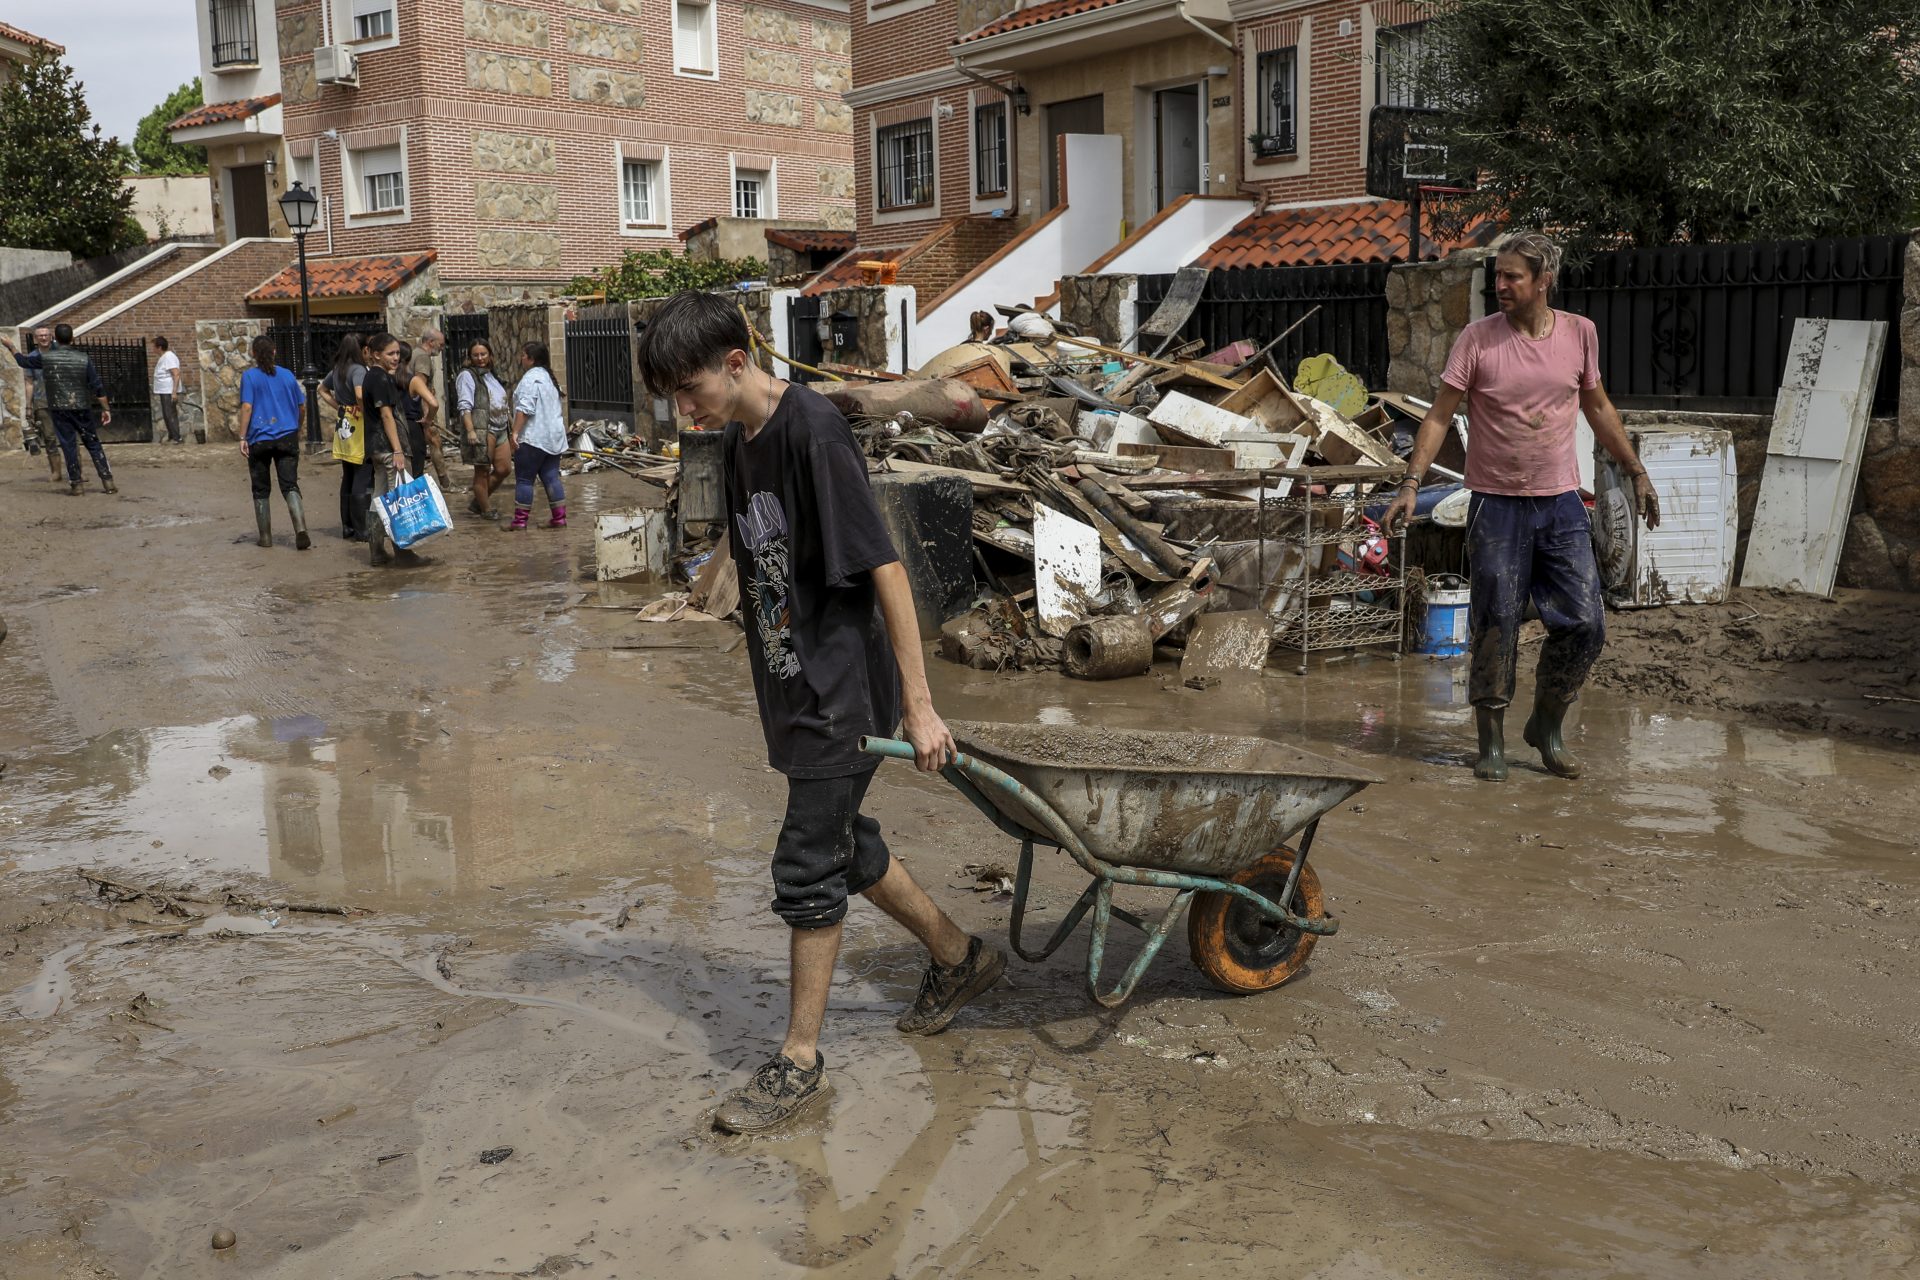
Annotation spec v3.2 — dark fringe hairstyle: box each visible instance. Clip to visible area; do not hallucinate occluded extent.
[331,333,364,391]
[250,334,278,374]
[521,340,552,373]
[634,291,748,395]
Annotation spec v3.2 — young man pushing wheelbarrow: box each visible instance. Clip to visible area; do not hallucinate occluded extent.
[638,292,1006,1136]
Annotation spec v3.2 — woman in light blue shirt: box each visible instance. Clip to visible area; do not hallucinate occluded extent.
[507,340,568,531]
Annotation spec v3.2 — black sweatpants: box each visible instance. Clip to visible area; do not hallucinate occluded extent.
[770,768,891,929]
[247,435,301,499]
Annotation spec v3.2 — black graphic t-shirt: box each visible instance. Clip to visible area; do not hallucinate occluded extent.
[723,384,901,778]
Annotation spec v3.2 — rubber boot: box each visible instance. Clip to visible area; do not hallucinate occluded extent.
[1523,694,1584,779]
[253,498,273,548]
[544,503,567,530]
[506,506,530,532]
[1474,707,1508,782]
[286,490,312,550]
[46,447,64,483]
[101,474,117,494]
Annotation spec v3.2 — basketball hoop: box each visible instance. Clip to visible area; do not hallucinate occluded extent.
[1414,184,1477,256]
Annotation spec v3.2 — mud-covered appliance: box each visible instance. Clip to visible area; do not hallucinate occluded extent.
[1591,427,1737,608]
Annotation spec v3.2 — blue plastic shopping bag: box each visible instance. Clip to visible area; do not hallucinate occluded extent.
[374,471,453,549]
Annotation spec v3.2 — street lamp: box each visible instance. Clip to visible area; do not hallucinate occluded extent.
[276,181,322,450]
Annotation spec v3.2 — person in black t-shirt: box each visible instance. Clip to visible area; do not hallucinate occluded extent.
[639,292,1006,1137]
[359,332,420,566]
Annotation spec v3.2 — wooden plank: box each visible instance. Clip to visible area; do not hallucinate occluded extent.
[878,457,1027,495]
[1052,334,1244,391]
[1119,441,1236,471]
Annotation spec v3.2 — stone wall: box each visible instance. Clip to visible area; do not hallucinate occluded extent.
[820,285,910,373]
[194,319,267,443]
[1385,249,1491,396]
[1059,273,1137,346]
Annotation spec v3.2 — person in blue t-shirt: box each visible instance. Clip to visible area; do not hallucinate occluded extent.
[238,335,310,550]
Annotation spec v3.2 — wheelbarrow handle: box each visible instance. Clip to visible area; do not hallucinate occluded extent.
[859,735,972,771]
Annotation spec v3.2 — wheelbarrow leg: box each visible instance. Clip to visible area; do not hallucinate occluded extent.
[1008,838,1102,964]
[1087,881,1196,1009]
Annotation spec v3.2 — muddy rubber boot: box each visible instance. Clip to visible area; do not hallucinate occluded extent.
[1473,707,1508,782]
[67,479,84,496]
[46,449,64,483]
[286,491,312,550]
[506,506,530,532]
[253,498,273,548]
[1523,695,1583,779]
[544,503,567,530]
[101,475,117,494]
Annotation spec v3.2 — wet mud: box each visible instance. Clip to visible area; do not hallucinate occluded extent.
[3,451,1920,1278]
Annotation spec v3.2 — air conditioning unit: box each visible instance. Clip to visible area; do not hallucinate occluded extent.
[1591,426,1737,609]
[314,45,359,86]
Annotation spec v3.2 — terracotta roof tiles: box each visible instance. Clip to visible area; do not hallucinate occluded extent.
[168,94,280,131]
[247,251,436,303]
[1196,198,1496,270]
[961,0,1125,42]
[0,21,63,54]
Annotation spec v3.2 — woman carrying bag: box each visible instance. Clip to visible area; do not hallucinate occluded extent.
[237,335,310,550]
[456,338,513,519]
[360,332,415,565]
[506,341,567,532]
[317,333,367,540]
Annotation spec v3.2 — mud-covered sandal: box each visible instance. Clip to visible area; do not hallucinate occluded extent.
[712,1053,831,1135]
[897,936,1006,1035]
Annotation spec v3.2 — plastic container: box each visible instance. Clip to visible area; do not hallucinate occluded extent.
[1414,574,1470,656]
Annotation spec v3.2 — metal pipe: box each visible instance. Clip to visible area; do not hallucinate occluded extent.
[1178,2,1235,50]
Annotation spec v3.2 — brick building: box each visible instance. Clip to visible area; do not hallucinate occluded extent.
[257,0,857,306]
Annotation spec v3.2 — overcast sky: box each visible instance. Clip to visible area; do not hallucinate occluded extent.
[19,3,203,149]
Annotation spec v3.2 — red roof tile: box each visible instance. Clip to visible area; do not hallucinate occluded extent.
[168,94,280,131]
[960,0,1125,42]
[248,251,436,303]
[1196,198,1496,269]
[801,245,910,296]
[766,228,854,254]
[0,21,63,54]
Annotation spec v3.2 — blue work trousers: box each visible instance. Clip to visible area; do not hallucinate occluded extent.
[1466,491,1605,710]
[52,409,112,483]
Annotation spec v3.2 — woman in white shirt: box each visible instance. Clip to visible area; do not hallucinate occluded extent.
[151,336,182,443]
[455,338,513,519]
[506,341,568,531]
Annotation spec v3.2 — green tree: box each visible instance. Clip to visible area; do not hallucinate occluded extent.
[567,250,767,301]
[131,79,207,176]
[0,51,137,258]
[1413,0,1920,253]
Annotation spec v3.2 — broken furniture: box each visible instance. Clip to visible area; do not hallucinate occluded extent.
[1257,464,1408,673]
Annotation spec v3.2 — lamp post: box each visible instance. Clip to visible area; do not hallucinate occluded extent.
[276,181,322,451]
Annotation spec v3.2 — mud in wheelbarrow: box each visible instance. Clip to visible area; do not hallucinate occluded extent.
[862,721,1381,1008]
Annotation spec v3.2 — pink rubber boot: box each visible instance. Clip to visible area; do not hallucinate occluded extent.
[545,503,567,530]
[506,506,530,532]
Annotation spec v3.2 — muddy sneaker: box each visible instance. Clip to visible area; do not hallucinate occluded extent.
[897,936,1006,1036]
[712,1053,830,1135]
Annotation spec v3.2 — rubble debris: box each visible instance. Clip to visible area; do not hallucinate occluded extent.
[1180,612,1274,680]
[1063,615,1154,680]
[820,379,990,434]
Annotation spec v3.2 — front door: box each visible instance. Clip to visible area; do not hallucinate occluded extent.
[1044,95,1104,209]
[1153,85,1203,210]
[230,164,270,239]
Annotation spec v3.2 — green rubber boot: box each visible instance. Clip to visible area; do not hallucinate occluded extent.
[253,498,273,548]
[1474,707,1508,782]
[286,490,312,550]
[1523,694,1583,779]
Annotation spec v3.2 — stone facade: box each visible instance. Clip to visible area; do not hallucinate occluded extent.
[1058,273,1137,346]
[281,62,315,106]
[745,48,806,87]
[818,162,853,200]
[570,66,646,107]
[746,90,803,128]
[276,9,319,56]
[568,0,641,14]
[566,17,643,61]
[464,0,549,48]
[811,17,849,55]
[956,0,1018,34]
[473,130,557,175]
[820,285,900,373]
[194,319,267,443]
[467,50,554,98]
[821,204,855,231]
[815,101,852,134]
[476,229,564,271]
[476,179,559,223]
[1385,250,1490,396]
[814,60,850,94]
[744,4,805,46]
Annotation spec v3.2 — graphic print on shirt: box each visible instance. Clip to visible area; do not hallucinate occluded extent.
[736,490,802,680]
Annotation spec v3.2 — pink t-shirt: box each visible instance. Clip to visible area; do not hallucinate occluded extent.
[1440,311,1600,497]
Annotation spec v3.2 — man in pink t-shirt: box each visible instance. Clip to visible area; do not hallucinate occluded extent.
[1384,233,1660,783]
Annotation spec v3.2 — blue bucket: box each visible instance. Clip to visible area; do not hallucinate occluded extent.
[1415,574,1470,656]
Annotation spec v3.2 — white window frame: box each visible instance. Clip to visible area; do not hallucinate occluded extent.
[871,112,937,225]
[344,0,399,50]
[343,131,410,226]
[289,152,321,199]
[1245,16,1313,178]
[729,158,775,220]
[672,0,717,79]
[616,143,671,236]
[967,91,1009,213]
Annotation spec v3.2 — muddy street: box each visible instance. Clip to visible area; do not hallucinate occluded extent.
[3,449,1919,1279]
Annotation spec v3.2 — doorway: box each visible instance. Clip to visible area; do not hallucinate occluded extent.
[1044,95,1104,209]
[1153,84,1203,210]
[230,164,270,239]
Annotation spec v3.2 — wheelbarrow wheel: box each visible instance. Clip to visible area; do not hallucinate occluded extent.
[1187,849,1324,994]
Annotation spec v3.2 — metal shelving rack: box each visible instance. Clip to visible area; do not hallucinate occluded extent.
[1255,464,1407,673]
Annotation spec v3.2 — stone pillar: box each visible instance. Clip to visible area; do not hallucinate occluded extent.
[1845,233,1920,590]
[1385,248,1492,397]
[1058,274,1138,346]
[1,327,27,451]
[195,318,267,442]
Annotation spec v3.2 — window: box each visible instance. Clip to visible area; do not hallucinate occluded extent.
[289,153,320,197]
[352,0,395,42]
[1377,20,1436,110]
[876,119,934,210]
[733,170,768,219]
[209,0,258,67]
[347,142,405,217]
[973,102,1007,196]
[673,0,715,75]
[1254,47,1297,154]
[622,158,658,225]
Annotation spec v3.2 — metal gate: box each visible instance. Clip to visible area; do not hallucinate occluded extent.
[71,337,150,442]
[786,294,825,384]
[442,311,492,419]
[265,317,375,379]
[563,311,633,416]
[1135,264,1392,389]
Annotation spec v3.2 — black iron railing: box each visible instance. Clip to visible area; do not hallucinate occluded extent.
[564,312,633,415]
[210,0,258,66]
[266,318,376,381]
[442,312,493,411]
[1482,235,1909,414]
[70,337,151,442]
[1136,264,1392,389]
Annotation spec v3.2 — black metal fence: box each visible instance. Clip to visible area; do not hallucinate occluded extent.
[442,311,492,415]
[1482,234,1908,415]
[265,318,376,379]
[564,311,633,415]
[71,337,150,442]
[786,295,825,384]
[1136,264,1393,389]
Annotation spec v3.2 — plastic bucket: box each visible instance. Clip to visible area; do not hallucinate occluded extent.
[1415,574,1470,656]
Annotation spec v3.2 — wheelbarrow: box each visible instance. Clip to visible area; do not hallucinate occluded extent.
[861,721,1381,1008]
